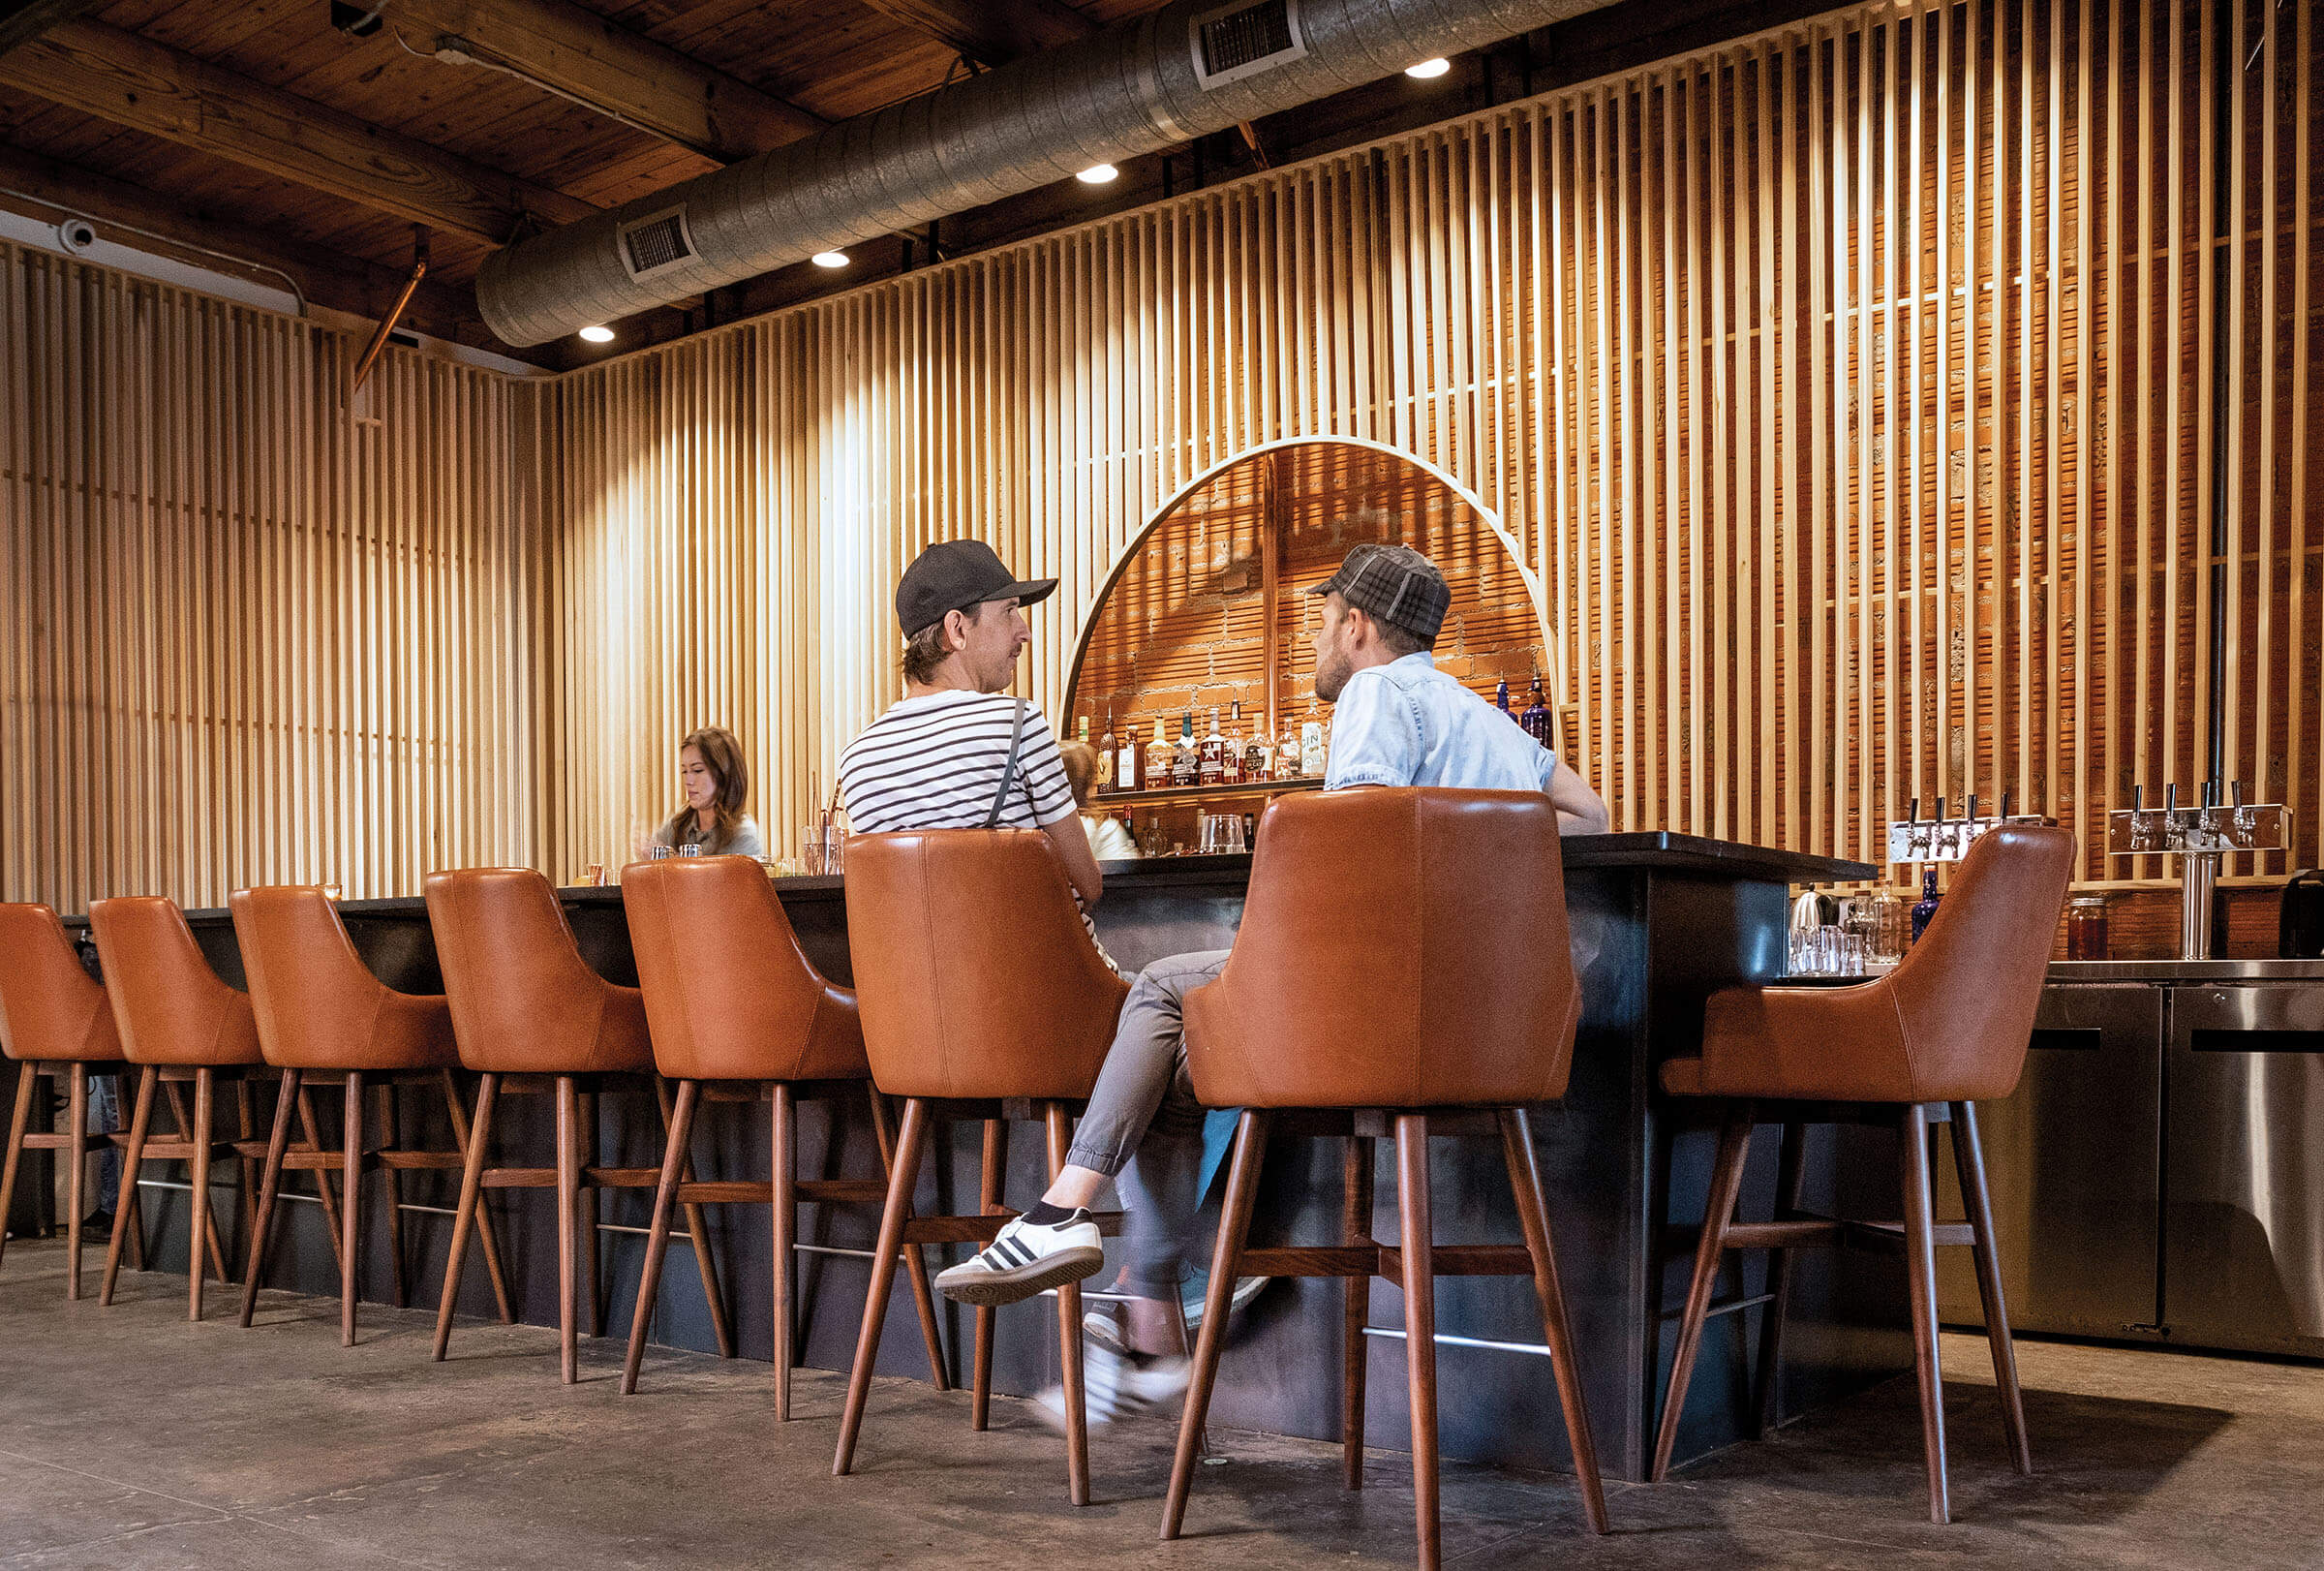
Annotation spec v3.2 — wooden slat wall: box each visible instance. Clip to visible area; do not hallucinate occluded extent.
[0,241,535,910]
[540,0,2320,886]
[6,0,2316,909]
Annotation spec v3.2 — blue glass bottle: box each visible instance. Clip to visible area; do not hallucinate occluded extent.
[1910,866,1942,944]
[1520,673,1552,745]
[1495,678,1517,724]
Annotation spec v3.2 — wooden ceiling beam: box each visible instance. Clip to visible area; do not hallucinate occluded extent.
[382,0,823,164]
[0,141,550,358]
[0,20,596,243]
[0,0,105,61]
[854,0,1094,67]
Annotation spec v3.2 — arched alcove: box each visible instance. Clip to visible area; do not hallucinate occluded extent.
[1060,438,1549,848]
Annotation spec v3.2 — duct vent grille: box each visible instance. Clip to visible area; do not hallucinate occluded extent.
[620,207,697,280]
[1192,0,1303,87]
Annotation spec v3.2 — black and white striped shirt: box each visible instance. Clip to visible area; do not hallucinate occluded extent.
[839,691,1077,834]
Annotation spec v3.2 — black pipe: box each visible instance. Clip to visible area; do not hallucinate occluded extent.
[2205,10,2235,788]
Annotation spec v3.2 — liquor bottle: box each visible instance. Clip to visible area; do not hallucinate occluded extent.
[1495,678,1518,724]
[1199,706,1226,786]
[1145,717,1172,793]
[1300,698,1327,778]
[1242,711,1271,783]
[1116,712,1141,791]
[1240,811,1258,848]
[1095,712,1115,790]
[1222,701,1245,785]
[1139,815,1163,857]
[1172,713,1199,786]
[1279,708,1305,778]
[1077,715,1094,773]
[1520,674,1551,747]
[1910,866,1942,944]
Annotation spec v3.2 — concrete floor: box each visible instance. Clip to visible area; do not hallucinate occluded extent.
[3,1240,2320,1569]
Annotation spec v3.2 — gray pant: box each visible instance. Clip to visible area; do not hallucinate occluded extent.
[1065,949,1231,1299]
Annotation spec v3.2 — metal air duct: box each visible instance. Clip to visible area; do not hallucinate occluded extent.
[476,0,1613,346]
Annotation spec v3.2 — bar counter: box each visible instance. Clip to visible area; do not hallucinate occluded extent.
[62,831,1900,1483]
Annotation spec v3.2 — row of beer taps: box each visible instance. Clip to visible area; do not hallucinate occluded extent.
[1889,792,2012,863]
[2116,779,2273,854]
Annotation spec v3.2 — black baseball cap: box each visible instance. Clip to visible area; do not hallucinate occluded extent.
[1308,543,1451,644]
[895,539,1057,637]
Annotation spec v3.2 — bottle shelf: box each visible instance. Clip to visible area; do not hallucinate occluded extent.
[1093,776,1326,809]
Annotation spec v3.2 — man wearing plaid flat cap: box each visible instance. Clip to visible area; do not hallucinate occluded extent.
[1307,542,1607,822]
[932,542,1606,1416]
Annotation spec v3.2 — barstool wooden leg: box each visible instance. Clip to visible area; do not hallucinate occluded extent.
[772,1081,796,1421]
[1162,1108,1269,1541]
[0,1061,36,1268]
[439,1071,514,1324]
[433,1071,500,1360]
[1342,1131,1374,1490]
[241,1069,300,1326]
[970,1118,1005,1429]
[188,1067,215,1319]
[579,1087,602,1338]
[556,1073,580,1383]
[623,1079,699,1395]
[103,1067,158,1304]
[1650,1106,1755,1481]
[1753,1121,1808,1438]
[1394,1113,1442,1569]
[654,1077,732,1359]
[1950,1100,2032,1475]
[65,1063,88,1299]
[1498,1108,1609,1534]
[834,1096,928,1478]
[294,1084,347,1277]
[379,1081,409,1310]
[1901,1104,1950,1525]
[1043,1102,1090,1507]
[867,1085,949,1392]
[342,1072,365,1346]
[164,1075,230,1286]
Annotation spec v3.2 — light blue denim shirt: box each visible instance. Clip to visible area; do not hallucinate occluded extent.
[1323,653,1570,794]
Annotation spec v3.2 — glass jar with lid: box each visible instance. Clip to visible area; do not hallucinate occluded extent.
[2064,894,2110,960]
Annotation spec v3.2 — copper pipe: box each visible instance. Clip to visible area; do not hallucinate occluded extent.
[352,251,429,392]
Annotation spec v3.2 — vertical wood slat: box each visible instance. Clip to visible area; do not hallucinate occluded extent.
[4,0,2318,916]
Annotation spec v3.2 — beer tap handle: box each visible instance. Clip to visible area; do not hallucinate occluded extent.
[2000,789,2011,820]
[2166,783,2178,815]
[2132,783,2144,812]
[2232,780,2247,809]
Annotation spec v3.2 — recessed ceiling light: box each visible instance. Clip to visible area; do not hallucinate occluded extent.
[811,250,849,268]
[578,324,615,343]
[1077,164,1119,184]
[1405,57,1452,78]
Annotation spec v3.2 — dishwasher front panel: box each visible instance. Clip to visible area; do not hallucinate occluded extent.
[2163,983,2324,1356]
[1938,984,2163,1340]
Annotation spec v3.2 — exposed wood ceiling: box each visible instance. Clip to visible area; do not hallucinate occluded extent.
[0,0,1820,370]
[0,0,1167,362]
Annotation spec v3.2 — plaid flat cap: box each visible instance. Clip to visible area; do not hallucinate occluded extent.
[1308,543,1451,643]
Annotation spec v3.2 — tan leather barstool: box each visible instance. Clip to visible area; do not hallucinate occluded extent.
[1161,789,1609,1567]
[0,902,139,1298]
[1650,823,2074,1524]
[620,855,947,1411]
[89,896,275,1320]
[425,865,733,1383]
[230,884,505,1345]
[834,829,1129,1505]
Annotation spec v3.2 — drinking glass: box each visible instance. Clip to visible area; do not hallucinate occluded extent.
[677,843,702,858]
[800,824,826,875]
[583,861,605,887]
[647,845,672,861]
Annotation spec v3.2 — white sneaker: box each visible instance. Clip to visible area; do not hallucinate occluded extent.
[934,1209,1103,1306]
[1082,1275,1269,1355]
[1031,1343,1191,1430]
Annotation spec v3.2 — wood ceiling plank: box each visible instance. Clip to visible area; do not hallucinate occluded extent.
[384,0,823,161]
[0,139,501,341]
[0,0,107,60]
[0,18,596,241]
[853,0,1093,65]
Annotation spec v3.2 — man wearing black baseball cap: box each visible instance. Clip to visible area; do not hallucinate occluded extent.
[931,541,1606,1415]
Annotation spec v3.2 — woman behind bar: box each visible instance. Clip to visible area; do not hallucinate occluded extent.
[1058,741,1137,860]
[645,726,767,859]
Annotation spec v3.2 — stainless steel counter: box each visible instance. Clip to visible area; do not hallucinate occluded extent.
[2047,958,2324,982]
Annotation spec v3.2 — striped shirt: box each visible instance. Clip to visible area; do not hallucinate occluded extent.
[839,691,1078,834]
